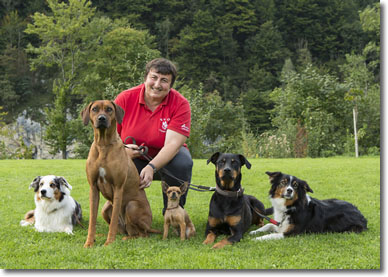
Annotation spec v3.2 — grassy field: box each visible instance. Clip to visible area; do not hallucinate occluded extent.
[0,157,380,269]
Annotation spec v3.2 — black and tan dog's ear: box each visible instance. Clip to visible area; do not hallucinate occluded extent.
[238,154,251,169]
[265,171,282,182]
[301,180,313,193]
[29,176,41,192]
[56,176,72,190]
[180,182,189,195]
[161,181,169,193]
[81,102,94,126]
[111,101,125,124]
[207,152,220,165]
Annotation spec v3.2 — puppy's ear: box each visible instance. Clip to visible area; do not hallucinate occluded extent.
[207,152,220,165]
[56,177,72,190]
[111,101,125,124]
[301,180,313,193]
[161,181,169,193]
[29,176,41,192]
[238,154,251,169]
[180,182,189,195]
[81,102,94,126]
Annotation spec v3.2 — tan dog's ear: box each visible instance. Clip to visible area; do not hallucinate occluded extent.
[161,181,169,193]
[180,182,189,195]
[111,101,125,124]
[81,102,94,126]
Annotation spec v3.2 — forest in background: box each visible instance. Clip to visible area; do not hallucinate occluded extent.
[0,0,380,159]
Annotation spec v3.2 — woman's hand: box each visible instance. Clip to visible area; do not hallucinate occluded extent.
[124,144,142,159]
[139,164,154,189]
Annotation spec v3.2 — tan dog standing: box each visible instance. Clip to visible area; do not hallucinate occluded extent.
[162,181,196,240]
[81,100,159,247]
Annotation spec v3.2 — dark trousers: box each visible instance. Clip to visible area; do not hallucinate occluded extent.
[133,146,193,215]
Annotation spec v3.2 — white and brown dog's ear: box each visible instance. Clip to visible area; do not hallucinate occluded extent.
[80,101,94,126]
[55,176,72,191]
[29,176,41,192]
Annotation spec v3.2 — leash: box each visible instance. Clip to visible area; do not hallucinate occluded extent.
[123,136,280,226]
[123,136,215,192]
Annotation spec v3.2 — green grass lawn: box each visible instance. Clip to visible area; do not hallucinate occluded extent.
[0,157,380,269]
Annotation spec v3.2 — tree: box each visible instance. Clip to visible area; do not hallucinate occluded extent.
[25,0,95,158]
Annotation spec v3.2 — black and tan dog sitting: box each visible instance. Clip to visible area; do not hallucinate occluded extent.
[203,152,272,249]
[162,181,196,241]
[250,171,368,240]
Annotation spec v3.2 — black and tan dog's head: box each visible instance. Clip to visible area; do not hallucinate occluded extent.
[162,181,188,202]
[207,152,251,190]
[265,171,313,205]
[81,100,125,129]
[29,175,72,202]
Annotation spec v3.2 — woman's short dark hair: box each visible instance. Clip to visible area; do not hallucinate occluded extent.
[145,58,177,87]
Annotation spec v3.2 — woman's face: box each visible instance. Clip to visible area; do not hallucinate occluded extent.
[144,68,172,103]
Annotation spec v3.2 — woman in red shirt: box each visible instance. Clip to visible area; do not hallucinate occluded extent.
[115,58,193,214]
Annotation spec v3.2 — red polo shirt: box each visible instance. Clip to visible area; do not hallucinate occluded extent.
[114,84,191,158]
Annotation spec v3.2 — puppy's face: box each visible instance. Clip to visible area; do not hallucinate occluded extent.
[30,175,72,202]
[162,181,188,202]
[80,100,125,129]
[266,171,313,205]
[207,152,251,190]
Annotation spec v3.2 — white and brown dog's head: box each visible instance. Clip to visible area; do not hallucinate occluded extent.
[29,175,72,202]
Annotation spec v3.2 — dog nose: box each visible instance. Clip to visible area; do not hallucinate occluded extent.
[223,167,231,174]
[98,115,106,121]
[287,188,293,194]
[41,189,46,195]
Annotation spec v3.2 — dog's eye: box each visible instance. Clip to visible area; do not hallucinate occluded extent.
[92,107,98,112]
[292,181,298,188]
[39,183,43,187]
[106,107,113,112]
[281,179,287,185]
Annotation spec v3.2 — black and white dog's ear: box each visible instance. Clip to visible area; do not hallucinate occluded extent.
[29,176,41,192]
[301,180,313,193]
[207,152,220,165]
[265,171,282,182]
[56,176,72,190]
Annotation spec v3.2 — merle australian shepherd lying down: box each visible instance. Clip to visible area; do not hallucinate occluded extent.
[250,171,367,240]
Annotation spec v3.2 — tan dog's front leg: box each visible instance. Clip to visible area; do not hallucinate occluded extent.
[84,186,100,248]
[163,221,169,240]
[104,186,123,246]
[179,222,187,241]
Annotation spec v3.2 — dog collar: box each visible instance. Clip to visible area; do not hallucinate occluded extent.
[215,184,244,198]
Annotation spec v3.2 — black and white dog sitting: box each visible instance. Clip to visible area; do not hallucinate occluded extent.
[250,171,367,240]
[20,175,82,234]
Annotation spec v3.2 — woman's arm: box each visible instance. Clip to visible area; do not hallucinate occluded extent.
[139,129,187,189]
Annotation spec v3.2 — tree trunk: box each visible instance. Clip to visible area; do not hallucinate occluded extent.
[353,106,359,158]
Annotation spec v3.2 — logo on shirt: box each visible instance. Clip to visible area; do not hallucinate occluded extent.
[181,123,189,132]
[159,118,170,133]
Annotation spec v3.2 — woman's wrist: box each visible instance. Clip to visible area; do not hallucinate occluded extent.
[147,162,157,173]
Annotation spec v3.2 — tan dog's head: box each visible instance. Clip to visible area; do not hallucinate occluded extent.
[162,181,188,202]
[80,100,125,129]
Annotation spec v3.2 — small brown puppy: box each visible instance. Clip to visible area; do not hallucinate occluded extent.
[162,181,196,240]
